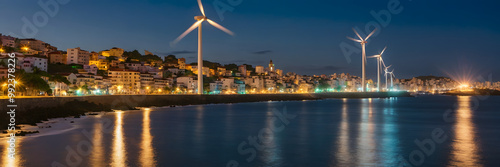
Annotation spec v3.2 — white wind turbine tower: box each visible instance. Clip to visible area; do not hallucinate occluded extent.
[172,0,234,94]
[368,46,387,92]
[347,28,377,92]
[386,69,396,90]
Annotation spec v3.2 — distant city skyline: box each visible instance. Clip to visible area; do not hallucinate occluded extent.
[1,0,499,81]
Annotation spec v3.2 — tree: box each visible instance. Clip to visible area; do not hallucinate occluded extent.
[224,64,238,71]
[316,80,331,92]
[164,86,172,94]
[50,75,71,85]
[245,84,251,91]
[20,72,51,96]
[106,56,118,62]
[48,63,79,74]
[97,70,107,76]
[81,85,90,94]
[243,64,255,72]
[181,70,195,77]
[164,55,178,64]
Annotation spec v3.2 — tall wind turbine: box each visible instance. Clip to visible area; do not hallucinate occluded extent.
[347,28,377,92]
[368,46,387,92]
[172,0,234,94]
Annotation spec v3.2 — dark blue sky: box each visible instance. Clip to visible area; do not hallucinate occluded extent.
[1,0,499,81]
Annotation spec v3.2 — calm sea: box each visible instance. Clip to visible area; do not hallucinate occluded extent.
[2,96,500,166]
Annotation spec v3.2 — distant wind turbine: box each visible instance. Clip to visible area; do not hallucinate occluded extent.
[368,46,387,92]
[387,69,396,90]
[384,66,395,91]
[172,0,234,94]
[347,28,377,92]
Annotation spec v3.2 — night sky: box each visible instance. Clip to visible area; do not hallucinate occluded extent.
[1,0,499,81]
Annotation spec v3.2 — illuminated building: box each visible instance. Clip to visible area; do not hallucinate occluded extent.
[90,51,99,61]
[178,58,186,69]
[89,59,110,70]
[67,47,90,65]
[108,69,141,93]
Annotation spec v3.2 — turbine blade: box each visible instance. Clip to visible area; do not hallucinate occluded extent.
[198,0,206,16]
[368,55,379,58]
[352,28,363,40]
[365,28,377,40]
[207,19,234,36]
[380,46,387,56]
[172,20,203,44]
[347,36,362,43]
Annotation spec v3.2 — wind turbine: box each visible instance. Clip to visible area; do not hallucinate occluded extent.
[347,28,377,92]
[368,46,387,92]
[384,65,392,91]
[172,0,234,94]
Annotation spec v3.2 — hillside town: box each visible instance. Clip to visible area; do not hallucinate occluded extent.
[1,34,499,96]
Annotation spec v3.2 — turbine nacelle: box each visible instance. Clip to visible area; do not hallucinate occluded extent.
[172,0,234,45]
[194,16,207,21]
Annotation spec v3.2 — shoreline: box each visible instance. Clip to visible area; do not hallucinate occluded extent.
[1,92,411,131]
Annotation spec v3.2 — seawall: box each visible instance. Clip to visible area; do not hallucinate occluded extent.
[2,91,411,111]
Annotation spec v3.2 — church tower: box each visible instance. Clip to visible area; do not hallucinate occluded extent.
[269,60,275,72]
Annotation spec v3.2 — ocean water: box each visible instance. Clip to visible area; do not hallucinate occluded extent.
[2,96,500,167]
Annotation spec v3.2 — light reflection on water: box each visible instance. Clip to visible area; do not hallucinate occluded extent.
[111,111,127,166]
[335,98,351,165]
[90,115,104,166]
[1,136,23,167]
[140,109,156,167]
[381,99,399,165]
[356,98,376,166]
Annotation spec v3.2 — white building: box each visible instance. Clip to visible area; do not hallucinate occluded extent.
[83,64,98,75]
[67,47,90,65]
[176,77,197,92]
[209,81,223,94]
[221,78,235,91]
[23,56,48,72]
[244,76,264,92]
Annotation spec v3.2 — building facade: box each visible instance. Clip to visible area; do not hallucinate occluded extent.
[67,47,90,65]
